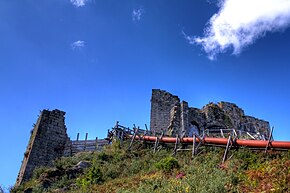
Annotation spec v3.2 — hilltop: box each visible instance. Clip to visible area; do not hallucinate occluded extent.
[11,90,289,193]
[16,89,273,187]
[11,141,290,193]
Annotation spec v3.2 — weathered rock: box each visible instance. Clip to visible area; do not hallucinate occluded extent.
[52,188,67,193]
[75,161,92,169]
[64,161,91,179]
[23,188,33,193]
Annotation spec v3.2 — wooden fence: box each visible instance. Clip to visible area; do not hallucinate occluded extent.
[68,133,109,155]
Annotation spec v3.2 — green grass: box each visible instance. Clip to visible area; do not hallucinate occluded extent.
[11,141,290,193]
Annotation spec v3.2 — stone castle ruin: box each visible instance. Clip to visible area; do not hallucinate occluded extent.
[150,89,270,139]
[16,110,69,186]
[16,110,107,186]
[16,89,271,185]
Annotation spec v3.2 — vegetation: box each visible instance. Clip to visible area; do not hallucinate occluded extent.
[11,141,290,193]
[155,156,179,173]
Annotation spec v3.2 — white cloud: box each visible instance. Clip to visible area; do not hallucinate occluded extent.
[71,40,85,50]
[191,0,290,60]
[70,0,88,7]
[132,8,144,22]
[182,31,196,45]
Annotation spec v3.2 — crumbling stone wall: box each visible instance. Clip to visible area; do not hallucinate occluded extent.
[16,109,69,186]
[150,89,180,134]
[16,109,109,186]
[150,89,271,139]
[167,104,181,136]
[180,101,189,135]
[240,116,270,136]
[218,102,244,129]
[188,107,206,134]
[201,103,234,129]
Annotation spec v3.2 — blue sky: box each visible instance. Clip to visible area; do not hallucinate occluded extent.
[1,0,290,189]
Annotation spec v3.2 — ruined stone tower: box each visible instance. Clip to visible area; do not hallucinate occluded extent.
[150,89,180,134]
[16,109,70,186]
[150,89,271,139]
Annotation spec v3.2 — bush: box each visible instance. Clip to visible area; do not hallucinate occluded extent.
[235,148,263,170]
[97,152,113,162]
[155,157,179,173]
[31,185,46,193]
[49,176,71,189]
[76,166,103,188]
[127,159,144,175]
[32,166,50,179]
[53,152,95,170]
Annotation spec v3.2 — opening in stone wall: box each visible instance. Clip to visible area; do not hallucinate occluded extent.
[188,121,200,136]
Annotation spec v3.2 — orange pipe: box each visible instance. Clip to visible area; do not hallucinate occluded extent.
[135,136,290,149]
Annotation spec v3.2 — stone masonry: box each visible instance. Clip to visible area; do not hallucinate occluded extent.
[150,89,270,138]
[16,109,70,186]
[150,89,180,135]
[16,109,109,186]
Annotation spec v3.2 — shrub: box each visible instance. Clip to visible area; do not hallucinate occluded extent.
[127,159,144,175]
[54,152,96,170]
[31,185,46,193]
[49,176,71,189]
[155,157,179,173]
[76,166,103,188]
[87,166,103,184]
[97,152,113,162]
[32,166,50,179]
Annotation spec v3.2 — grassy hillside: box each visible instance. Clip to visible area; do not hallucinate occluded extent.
[12,141,290,193]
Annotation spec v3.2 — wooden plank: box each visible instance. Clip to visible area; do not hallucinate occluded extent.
[71,139,108,143]
[177,149,191,151]
[154,132,164,153]
[233,129,238,137]
[84,133,88,151]
[128,127,138,150]
[95,137,98,150]
[173,135,179,156]
[265,127,274,153]
[192,133,196,158]
[153,137,159,153]
[247,132,256,140]
[222,135,232,163]
[220,129,225,138]
[120,128,124,145]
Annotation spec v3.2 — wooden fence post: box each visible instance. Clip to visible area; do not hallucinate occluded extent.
[173,134,179,156]
[120,128,124,146]
[192,133,196,158]
[222,135,232,164]
[84,133,88,151]
[265,127,274,153]
[76,133,80,141]
[128,127,138,150]
[95,137,98,151]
